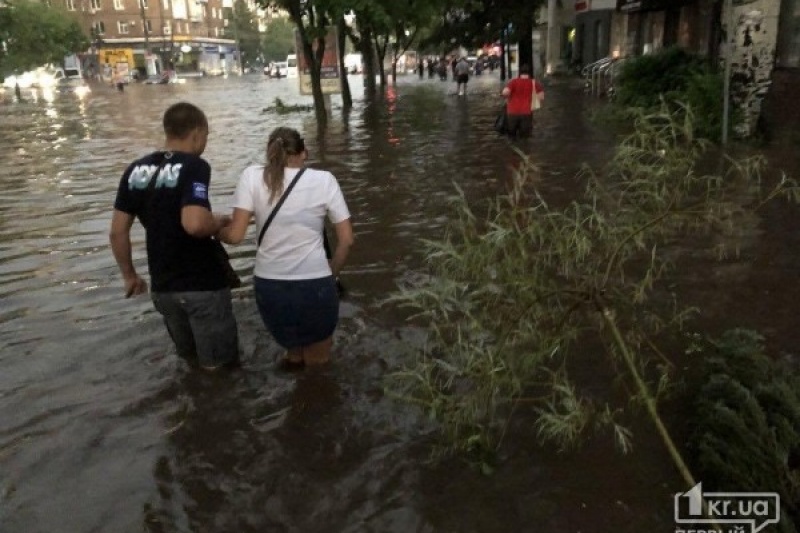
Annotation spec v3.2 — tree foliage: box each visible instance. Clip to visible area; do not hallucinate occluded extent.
[611,47,736,142]
[0,0,88,80]
[261,15,296,62]
[226,0,262,67]
[422,0,541,51]
[688,329,800,530]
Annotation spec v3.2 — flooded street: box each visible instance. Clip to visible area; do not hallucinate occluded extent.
[1,72,798,532]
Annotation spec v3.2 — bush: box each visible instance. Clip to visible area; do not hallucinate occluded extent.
[612,47,734,141]
[616,47,705,108]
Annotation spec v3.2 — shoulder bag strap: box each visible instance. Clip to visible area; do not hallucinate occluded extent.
[257,167,308,248]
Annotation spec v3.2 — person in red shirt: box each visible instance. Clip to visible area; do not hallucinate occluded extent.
[501,64,545,138]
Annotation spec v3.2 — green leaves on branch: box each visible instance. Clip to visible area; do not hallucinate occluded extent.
[261,16,296,62]
[0,0,88,80]
[612,47,736,141]
[688,329,800,531]
[384,103,800,471]
[226,0,262,66]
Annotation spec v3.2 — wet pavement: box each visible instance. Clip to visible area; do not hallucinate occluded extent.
[1,71,798,532]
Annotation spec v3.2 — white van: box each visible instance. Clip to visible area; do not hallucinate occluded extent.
[286,54,298,78]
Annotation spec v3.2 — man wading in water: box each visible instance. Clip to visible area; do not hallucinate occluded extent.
[109,102,240,371]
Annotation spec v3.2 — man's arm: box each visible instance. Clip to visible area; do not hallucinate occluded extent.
[109,209,148,297]
[180,159,230,238]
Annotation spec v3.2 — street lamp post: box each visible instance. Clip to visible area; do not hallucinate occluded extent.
[722,0,733,145]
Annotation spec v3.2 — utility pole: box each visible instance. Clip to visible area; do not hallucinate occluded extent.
[140,0,150,52]
[140,0,152,75]
[546,0,559,74]
[722,0,733,145]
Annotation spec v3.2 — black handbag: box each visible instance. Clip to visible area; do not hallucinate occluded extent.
[212,239,241,288]
[494,107,508,134]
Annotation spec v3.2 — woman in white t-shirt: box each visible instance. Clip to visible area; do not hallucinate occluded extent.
[218,127,354,367]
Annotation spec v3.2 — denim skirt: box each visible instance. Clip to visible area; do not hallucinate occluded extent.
[253,275,339,349]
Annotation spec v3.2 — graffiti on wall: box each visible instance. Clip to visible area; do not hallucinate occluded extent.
[725,0,780,136]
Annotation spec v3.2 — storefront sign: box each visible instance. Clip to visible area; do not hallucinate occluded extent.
[617,0,689,11]
[575,0,590,13]
[99,48,135,67]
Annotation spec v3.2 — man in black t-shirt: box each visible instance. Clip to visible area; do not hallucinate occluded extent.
[110,102,239,370]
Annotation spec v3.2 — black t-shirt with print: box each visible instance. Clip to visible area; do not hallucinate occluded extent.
[113,151,227,292]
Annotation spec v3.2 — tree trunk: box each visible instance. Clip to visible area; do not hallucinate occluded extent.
[517,17,533,73]
[301,36,328,126]
[374,36,387,87]
[391,60,397,85]
[345,22,376,98]
[337,17,352,110]
[361,27,377,97]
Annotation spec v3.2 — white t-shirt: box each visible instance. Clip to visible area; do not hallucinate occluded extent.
[231,165,351,280]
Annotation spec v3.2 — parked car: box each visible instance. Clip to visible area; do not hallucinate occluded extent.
[55,77,91,97]
[264,62,289,78]
[286,54,298,78]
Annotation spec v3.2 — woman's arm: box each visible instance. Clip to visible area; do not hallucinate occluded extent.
[182,206,229,237]
[217,208,253,244]
[329,218,354,277]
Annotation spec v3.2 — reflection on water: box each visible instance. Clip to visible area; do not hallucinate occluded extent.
[2,73,797,532]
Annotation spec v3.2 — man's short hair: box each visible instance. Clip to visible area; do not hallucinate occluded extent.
[163,102,208,139]
[519,64,531,75]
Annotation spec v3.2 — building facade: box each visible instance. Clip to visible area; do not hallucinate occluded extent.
[574,0,616,66]
[65,0,237,77]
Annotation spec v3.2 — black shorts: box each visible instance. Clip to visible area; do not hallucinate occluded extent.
[506,113,533,138]
[457,74,469,84]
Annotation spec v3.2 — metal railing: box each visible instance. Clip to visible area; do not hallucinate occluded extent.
[581,56,626,98]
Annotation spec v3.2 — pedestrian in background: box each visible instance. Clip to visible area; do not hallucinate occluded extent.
[218,127,354,368]
[501,64,545,138]
[109,102,240,371]
[455,57,471,96]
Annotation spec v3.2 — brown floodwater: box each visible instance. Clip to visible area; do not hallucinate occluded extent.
[1,72,797,533]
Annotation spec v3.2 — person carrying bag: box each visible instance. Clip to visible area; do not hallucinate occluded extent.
[217,128,354,369]
[501,64,545,138]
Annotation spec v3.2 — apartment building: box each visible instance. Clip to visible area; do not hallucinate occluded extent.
[66,0,237,76]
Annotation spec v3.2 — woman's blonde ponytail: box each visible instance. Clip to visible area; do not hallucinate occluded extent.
[263,127,305,204]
